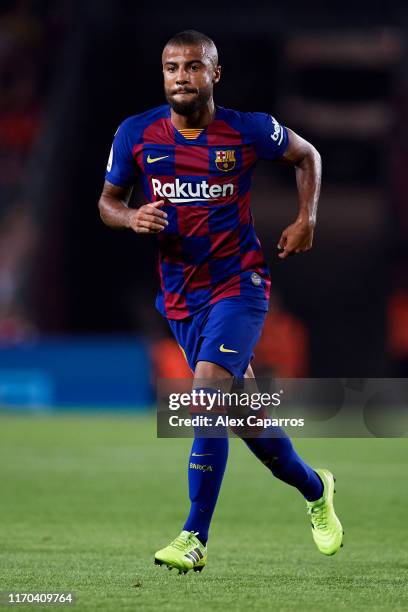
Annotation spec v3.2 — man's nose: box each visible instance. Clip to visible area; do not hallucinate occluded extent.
[176,67,189,84]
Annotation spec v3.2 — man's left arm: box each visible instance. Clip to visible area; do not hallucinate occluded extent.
[277,128,322,259]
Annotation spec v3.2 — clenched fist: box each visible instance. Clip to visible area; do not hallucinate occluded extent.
[127,200,168,234]
[277,217,315,259]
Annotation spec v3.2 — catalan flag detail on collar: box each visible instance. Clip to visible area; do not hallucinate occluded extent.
[178,128,205,140]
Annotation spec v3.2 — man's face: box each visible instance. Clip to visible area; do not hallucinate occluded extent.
[162,43,221,115]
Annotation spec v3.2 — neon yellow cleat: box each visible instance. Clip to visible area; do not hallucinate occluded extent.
[306,468,344,556]
[154,530,207,574]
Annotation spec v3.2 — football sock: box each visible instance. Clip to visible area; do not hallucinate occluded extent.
[183,388,229,545]
[243,426,323,501]
[183,433,228,545]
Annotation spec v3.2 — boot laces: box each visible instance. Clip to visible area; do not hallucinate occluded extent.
[170,531,198,551]
[308,502,328,529]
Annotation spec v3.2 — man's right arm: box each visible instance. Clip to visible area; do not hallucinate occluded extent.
[98,180,168,234]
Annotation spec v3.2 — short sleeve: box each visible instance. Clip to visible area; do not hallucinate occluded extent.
[251,113,289,161]
[105,121,136,187]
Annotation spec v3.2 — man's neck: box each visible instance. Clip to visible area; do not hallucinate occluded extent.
[170,99,216,130]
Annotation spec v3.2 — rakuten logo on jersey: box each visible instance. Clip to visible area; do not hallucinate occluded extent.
[151,178,234,203]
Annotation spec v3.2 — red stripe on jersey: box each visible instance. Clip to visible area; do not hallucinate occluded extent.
[240,249,266,269]
[175,145,209,176]
[241,144,258,169]
[263,276,271,299]
[177,205,209,238]
[132,143,145,172]
[238,192,251,224]
[143,118,175,145]
[207,120,242,146]
[210,275,242,302]
[184,263,211,290]
[164,290,188,316]
[210,229,241,259]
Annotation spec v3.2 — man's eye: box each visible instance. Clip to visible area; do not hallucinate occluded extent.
[191,64,200,71]
[167,66,176,72]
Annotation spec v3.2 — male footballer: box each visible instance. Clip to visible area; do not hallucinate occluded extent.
[98,30,343,574]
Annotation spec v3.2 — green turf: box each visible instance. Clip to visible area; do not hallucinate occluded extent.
[0,414,407,611]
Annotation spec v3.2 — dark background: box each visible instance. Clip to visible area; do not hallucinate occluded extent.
[2,0,408,380]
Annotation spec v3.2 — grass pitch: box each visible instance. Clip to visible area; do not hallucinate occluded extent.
[0,414,407,611]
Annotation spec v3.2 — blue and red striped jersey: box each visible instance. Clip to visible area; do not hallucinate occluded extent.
[105,104,289,320]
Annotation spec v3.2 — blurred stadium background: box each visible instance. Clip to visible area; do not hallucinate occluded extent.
[1,0,408,410]
[2,2,408,609]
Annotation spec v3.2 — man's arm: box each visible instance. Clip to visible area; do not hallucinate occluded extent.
[98,181,168,234]
[276,128,322,259]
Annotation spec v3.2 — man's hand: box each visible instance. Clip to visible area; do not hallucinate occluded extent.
[98,181,169,233]
[126,200,168,234]
[277,218,314,259]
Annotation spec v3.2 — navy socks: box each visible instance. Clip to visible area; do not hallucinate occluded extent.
[183,434,229,545]
[243,427,323,501]
[182,399,323,544]
[182,426,322,545]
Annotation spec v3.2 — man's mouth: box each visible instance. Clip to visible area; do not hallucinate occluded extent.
[172,89,197,95]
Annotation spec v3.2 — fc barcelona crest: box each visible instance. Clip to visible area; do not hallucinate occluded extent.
[215,149,236,172]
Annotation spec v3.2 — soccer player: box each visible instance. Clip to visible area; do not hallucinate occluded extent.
[98,30,343,574]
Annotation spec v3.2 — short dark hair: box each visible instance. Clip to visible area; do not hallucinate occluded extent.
[164,30,218,66]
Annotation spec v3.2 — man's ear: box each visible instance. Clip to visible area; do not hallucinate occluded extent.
[213,65,221,84]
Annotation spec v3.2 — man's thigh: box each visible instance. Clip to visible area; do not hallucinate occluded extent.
[196,298,267,378]
[168,298,267,377]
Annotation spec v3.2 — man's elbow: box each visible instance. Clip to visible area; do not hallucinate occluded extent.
[312,145,321,166]
[98,196,110,225]
[304,142,321,165]
[297,143,321,172]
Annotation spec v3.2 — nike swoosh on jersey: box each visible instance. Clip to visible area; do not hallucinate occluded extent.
[219,344,238,353]
[191,453,213,457]
[147,154,169,163]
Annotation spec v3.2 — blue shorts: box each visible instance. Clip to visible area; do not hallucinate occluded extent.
[167,297,268,378]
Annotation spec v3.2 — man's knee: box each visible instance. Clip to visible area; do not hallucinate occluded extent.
[194,360,233,382]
